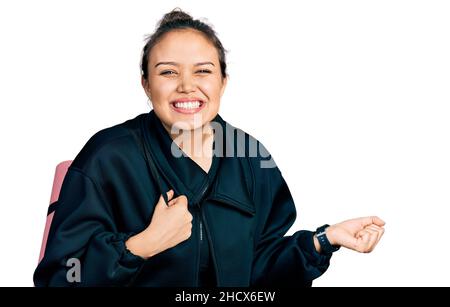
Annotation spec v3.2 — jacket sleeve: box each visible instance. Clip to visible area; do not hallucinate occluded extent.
[33,167,145,286]
[251,166,332,287]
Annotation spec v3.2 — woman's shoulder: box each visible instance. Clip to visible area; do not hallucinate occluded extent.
[70,113,147,173]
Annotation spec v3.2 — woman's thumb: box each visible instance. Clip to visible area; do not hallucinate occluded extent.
[166,189,174,201]
[158,189,174,206]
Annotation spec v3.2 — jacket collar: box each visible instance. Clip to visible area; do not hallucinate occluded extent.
[140,110,255,215]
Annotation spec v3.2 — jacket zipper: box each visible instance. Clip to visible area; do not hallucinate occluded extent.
[195,206,201,287]
[195,182,216,287]
[200,219,203,242]
[198,183,208,245]
[196,202,206,287]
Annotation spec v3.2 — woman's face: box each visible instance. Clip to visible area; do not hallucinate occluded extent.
[142,29,227,132]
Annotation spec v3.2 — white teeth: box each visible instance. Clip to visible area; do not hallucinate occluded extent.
[174,101,201,109]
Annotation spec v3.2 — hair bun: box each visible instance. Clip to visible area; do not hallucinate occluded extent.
[159,8,193,26]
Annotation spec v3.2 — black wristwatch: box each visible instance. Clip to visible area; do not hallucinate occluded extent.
[315,224,340,254]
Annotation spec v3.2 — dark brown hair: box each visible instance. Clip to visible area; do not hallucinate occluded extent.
[140,8,228,80]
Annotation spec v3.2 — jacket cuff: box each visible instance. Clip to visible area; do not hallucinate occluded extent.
[295,230,332,269]
[112,232,146,269]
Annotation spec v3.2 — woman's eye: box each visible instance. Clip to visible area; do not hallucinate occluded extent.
[159,70,211,76]
[160,71,176,75]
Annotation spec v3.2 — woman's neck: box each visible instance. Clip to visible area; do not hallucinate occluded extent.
[162,122,214,160]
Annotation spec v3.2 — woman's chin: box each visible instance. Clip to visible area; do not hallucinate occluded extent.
[169,110,213,131]
[170,119,207,132]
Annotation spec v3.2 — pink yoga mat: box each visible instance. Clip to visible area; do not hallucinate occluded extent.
[38,160,72,263]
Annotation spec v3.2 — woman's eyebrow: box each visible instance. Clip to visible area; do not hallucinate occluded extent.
[154,61,215,68]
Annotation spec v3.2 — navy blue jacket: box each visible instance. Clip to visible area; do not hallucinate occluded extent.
[33,111,331,286]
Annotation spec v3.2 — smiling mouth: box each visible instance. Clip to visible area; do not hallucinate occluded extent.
[170,100,205,114]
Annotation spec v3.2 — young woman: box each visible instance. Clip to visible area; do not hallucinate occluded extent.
[34,8,385,287]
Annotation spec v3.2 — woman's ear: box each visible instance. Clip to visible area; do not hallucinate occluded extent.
[141,76,152,100]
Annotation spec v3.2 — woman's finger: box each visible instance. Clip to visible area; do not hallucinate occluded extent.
[361,227,377,236]
[375,227,385,244]
[367,224,383,231]
[167,189,174,201]
[367,230,379,252]
[371,216,386,227]
[161,190,175,206]
[366,225,383,235]
[356,230,371,252]
[359,216,386,228]
[367,225,385,244]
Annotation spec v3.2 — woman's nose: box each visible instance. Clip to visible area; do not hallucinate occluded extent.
[177,73,196,93]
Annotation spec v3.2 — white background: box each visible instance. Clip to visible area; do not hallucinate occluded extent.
[0,0,449,286]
